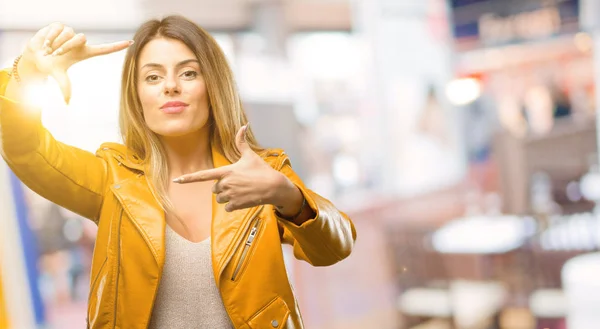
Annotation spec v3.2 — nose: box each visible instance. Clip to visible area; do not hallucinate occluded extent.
[163,74,181,96]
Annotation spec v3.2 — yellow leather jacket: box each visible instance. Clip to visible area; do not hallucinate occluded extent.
[0,69,356,329]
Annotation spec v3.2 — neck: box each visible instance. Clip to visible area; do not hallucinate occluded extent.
[160,128,213,179]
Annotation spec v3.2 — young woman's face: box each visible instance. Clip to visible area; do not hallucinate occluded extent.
[137,37,210,138]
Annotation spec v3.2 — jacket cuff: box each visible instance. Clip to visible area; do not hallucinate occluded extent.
[274,181,320,228]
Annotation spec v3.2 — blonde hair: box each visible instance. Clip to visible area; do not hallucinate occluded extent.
[119,15,264,216]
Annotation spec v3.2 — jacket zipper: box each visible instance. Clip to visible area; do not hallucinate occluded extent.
[217,205,264,281]
[231,218,262,281]
[216,153,286,282]
[112,209,123,329]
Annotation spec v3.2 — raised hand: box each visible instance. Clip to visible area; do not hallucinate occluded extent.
[18,22,133,103]
[173,125,294,212]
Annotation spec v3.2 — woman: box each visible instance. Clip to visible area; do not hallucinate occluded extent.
[0,15,356,329]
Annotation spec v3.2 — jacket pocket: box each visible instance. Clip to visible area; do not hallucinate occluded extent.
[86,256,108,328]
[231,216,263,281]
[247,296,290,329]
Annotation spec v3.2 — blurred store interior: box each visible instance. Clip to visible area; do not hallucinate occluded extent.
[2,0,600,328]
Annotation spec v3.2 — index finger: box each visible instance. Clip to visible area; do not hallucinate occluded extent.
[173,166,231,184]
[85,40,133,59]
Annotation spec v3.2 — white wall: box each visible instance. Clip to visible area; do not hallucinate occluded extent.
[0,0,143,30]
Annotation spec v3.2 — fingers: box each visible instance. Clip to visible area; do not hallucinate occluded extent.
[173,166,231,184]
[31,25,51,49]
[212,180,224,194]
[51,69,72,104]
[50,26,76,56]
[85,40,134,59]
[224,199,262,212]
[33,23,131,59]
[225,202,237,212]
[215,193,230,204]
[43,22,66,55]
[235,124,252,156]
[216,188,264,211]
[53,33,87,57]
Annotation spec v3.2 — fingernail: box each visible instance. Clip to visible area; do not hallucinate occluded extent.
[173,177,183,183]
[52,48,62,56]
[43,39,50,47]
[44,47,52,56]
[129,40,135,45]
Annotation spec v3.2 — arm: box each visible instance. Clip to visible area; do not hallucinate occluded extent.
[275,162,357,266]
[0,67,108,222]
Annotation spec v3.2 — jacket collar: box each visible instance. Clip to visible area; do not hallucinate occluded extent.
[109,143,257,277]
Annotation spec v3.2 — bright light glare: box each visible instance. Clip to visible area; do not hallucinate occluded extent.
[22,79,57,110]
[2,58,13,69]
[445,78,482,106]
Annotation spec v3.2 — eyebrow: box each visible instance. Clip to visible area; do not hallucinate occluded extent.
[140,59,200,71]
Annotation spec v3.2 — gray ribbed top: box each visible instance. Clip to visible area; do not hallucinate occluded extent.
[148,225,233,329]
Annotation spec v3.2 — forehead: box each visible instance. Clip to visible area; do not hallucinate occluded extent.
[137,37,196,67]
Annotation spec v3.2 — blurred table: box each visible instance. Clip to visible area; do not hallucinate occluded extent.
[431,215,537,313]
[428,215,538,329]
[432,215,535,254]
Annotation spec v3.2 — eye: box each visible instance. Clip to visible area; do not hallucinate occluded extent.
[182,71,198,79]
[145,74,160,82]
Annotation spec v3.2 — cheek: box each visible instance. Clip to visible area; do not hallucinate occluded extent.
[189,83,208,104]
[138,85,154,106]
[138,85,161,118]
[188,84,210,115]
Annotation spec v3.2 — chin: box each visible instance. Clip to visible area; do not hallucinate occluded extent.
[154,127,196,138]
[156,130,192,138]
[147,120,206,138]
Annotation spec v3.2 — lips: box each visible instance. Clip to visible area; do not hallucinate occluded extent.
[160,101,189,114]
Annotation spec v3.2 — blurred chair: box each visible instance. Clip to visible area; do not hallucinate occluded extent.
[448,279,507,329]
[561,252,600,329]
[526,249,571,329]
[385,224,454,329]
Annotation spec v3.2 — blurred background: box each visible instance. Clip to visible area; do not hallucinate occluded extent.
[2,0,600,328]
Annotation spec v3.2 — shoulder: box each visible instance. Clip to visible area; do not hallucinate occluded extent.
[95,142,144,171]
[96,142,134,158]
[260,148,291,170]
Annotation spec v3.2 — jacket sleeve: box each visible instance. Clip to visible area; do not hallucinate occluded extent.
[0,68,108,222]
[276,160,357,266]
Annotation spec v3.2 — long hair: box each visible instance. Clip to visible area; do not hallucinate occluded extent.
[119,15,263,216]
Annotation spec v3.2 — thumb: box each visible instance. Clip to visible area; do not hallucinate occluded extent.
[51,69,72,104]
[235,124,252,156]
